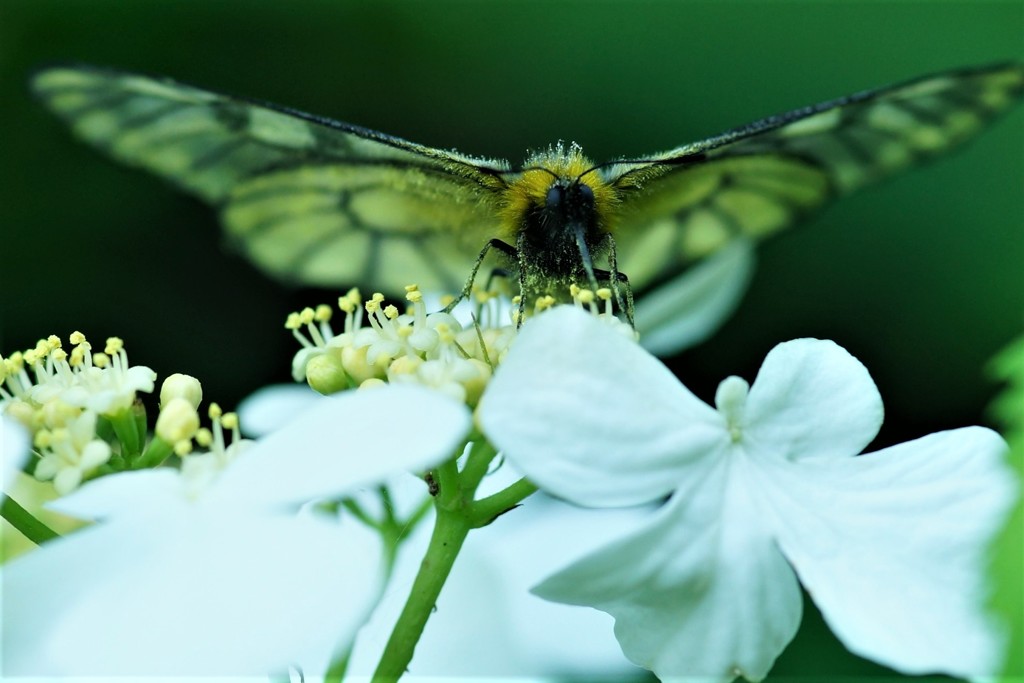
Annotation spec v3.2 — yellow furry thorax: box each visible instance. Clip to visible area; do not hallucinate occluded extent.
[497,143,619,241]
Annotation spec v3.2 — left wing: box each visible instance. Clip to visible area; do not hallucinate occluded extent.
[31,65,512,293]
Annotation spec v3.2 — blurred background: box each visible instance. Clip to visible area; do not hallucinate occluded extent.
[1,1,1021,680]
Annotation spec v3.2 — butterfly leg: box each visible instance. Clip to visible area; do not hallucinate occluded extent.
[514,231,529,326]
[443,238,518,315]
[601,233,635,327]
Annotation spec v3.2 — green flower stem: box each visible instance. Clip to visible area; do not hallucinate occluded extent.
[370,505,472,683]
[131,401,148,450]
[468,477,538,527]
[435,458,462,506]
[1,495,59,545]
[367,436,530,682]
[135,436,173,469]
[110,409,142,457]
[457,436,498,493]
[341,497,376,528]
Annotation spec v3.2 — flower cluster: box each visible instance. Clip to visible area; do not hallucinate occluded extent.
[2,297,1016,683]
[1,333,156,493]
[0,332,244,496]
[285,283,631,406]
[2,383,471,676]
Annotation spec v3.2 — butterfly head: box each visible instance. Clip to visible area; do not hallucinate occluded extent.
[497,145,619,282]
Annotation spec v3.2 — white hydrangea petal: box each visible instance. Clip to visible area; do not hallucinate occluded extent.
[2,415,30,488]
[533,458,802,682]
[468,495,652,677]
[45,469,186,520]
[212,384,470,507]
[480,306,725,507]
[291,346,322,382]
[636,238,755,357]
[767,427,1014,677]
[2,509,381,676]
[744,339,883,461]
[237,383,324,437]
[123,364,157,393]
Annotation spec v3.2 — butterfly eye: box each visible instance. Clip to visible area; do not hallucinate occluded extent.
[545,185,563,208]
[577,183,594,202]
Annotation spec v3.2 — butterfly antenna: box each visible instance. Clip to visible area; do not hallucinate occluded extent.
[521,165,561,180]
[575,164,605,183]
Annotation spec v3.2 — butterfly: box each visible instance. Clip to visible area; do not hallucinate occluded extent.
[31,62,1024,322]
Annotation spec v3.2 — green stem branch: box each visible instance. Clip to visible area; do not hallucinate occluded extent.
[1,495,59,545]
[370,507,471,683]
[469,477,538,527]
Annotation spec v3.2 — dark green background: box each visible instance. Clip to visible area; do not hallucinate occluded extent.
[1,2,1021,680]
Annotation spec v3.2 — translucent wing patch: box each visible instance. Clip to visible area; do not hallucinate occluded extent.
[32,65,510,293]
[223,164,500,291]
[609,63,1024,288]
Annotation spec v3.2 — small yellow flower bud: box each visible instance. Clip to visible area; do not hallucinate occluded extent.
[306,353,350,395]
[104,337,124,355]
[34,429,53,449]
[342,345,387,384]
[160,373,203,409]
[460,359,493,407]
[40,399,81,429]
[388,355,423,379]
[156,398,200,444]
[195,427,213,448]
[338,295,356,314]
[314,304,332,322]
[3,401,35,429]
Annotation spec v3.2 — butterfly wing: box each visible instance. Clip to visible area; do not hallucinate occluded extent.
[606,62,1024,289]
[31,65,511,293]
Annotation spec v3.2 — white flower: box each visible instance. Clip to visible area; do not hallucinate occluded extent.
[60,337,156,415]
[479,306,1016,682]
[33,409,112,494]
[238,383,646,680]
[2,385,470,677]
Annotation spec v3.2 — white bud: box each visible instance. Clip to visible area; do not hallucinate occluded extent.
[160,373,203,409]
[156,397,200,444]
